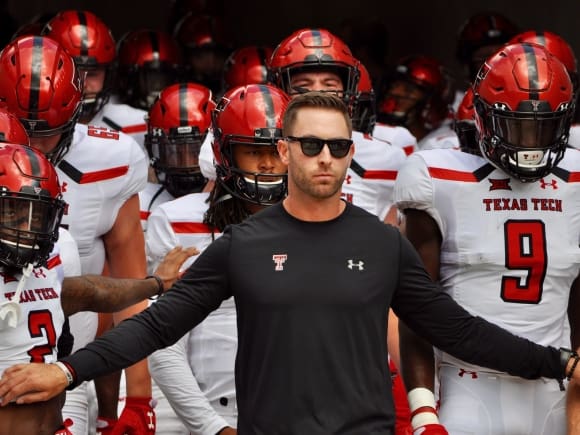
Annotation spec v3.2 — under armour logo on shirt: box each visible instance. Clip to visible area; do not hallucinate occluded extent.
[32,268,46,279]
[539,178,558,189]
[347,259,364,271]
[273,254,287,271]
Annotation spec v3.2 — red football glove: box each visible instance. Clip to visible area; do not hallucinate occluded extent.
[413,423,449,435]
[111,397,156,435]
[54,418,74,435]
[96,416,118,435]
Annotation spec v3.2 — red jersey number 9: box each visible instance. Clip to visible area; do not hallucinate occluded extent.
[502,219,547,304]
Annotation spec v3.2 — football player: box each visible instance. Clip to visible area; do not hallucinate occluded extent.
[147,84,289,434]
[0,35,152,434]
[394,42,579,434]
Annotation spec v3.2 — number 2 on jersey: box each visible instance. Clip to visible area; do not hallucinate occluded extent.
[502,220,547,304]
[27,310,57,362]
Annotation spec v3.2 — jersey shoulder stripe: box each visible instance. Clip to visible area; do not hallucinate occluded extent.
[428,163,495,182]
[170,222,214,234]
[350,159,398,180]
[58,160,129,184]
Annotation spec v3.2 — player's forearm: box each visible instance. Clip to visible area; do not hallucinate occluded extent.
[125,360,152,396]
[399,321,435,391]
[567,380,580,434]
[62,276,160,316]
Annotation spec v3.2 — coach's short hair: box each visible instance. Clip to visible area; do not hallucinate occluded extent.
[282,92,352,136]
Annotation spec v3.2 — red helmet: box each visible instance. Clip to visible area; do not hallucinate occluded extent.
[457,12,519,80]
[146,83,215,196]
[509,30,578,89]
[0,143,65,267]
[43,10,117,120]
[0,108,30,146]
[117,29,183,110]
[0,36,83,165]
[212,84,290,205]
[379,55,450,131]
[223,46,273,90]
[173,14,231,94]
[173,13,229,50]
[453,88,478,153]
[473,42,574,181]
[351,62,376,134]
[269,28,360,103]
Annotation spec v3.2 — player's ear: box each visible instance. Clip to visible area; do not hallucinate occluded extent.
[277,138,289,165]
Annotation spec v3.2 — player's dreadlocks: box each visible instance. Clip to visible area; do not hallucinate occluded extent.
[203,180,251,236]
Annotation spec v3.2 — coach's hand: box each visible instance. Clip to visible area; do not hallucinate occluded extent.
[0,363,66,406]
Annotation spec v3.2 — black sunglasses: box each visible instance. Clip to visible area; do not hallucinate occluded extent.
[285,136,353,158]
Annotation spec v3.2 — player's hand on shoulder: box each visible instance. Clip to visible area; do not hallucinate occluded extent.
[154,245,199,290]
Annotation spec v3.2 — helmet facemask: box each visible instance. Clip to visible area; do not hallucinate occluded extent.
[0,188,65,268]
[216,133,287,206]
[476,98,573,182]
[78,64,116,122]
[146,126,208,197]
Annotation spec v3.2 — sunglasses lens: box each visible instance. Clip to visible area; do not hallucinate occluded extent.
[288,137,352,158]
[299,138,324,156]
[327,140,352,158]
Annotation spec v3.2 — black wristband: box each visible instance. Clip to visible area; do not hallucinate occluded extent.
[560,348,574,375]
[146,275,164,300]
[567,352,580,381]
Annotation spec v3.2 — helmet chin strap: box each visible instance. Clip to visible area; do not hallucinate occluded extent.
[0,263,34,329]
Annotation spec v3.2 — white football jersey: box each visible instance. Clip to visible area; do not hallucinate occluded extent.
[343,131,407,220]
[568,124,580,149]
[146,192,213,273]
[57,227,82,278]
[0,250,64,374]
[58,123,148,275]
[147,191,237,431]
[373,122,417,156]
[394,148,580,372]
[59,123,147,350]
[90,102,148,152]
[417,121,460,151]
[139,182,174,232]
